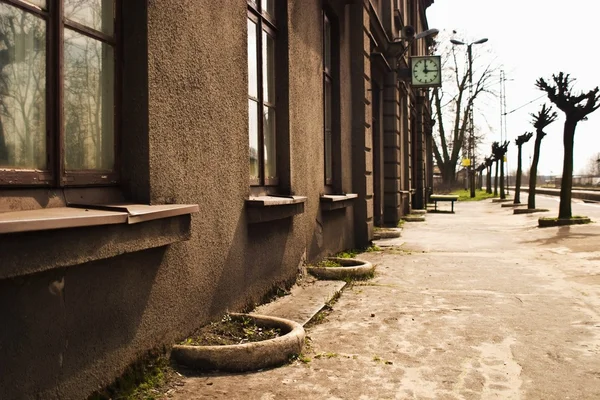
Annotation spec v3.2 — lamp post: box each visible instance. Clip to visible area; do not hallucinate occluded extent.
[387,28,439,62]
[451,37,488,198]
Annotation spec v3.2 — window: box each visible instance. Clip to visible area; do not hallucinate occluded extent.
[0,0,118,186]
[248,0,277,186]
[323,12,332,186]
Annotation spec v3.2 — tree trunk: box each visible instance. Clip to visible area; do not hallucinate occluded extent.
[559,120,577,219]
[528,134,543,209]
[0,118,7,165]
[494,161,499,196]
[440,164,456,184]
[486,166,492,193]
[514,144,523,204]
[500,158,506,199]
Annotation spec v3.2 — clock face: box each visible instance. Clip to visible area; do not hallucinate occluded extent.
[410,56,441,87]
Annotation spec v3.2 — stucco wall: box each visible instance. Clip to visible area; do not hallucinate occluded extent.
[0,1,358,399]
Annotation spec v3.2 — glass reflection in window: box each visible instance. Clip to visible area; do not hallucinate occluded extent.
[64,0,114,36]
[0,4,46,170]
[64,29,114,170]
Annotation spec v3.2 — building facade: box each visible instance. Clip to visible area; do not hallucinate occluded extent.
[0,1,434,398]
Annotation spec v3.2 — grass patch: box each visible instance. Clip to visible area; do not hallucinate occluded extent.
[180,314,281,346]
[289,353,312,364]
[87,349,181,400]
[336,249,359,258]
[335,245,380,258]
[316,260,343,268]
[450,189,496,201]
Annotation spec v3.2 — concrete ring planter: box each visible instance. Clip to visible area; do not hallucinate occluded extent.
[513,208,549,215]
[307,257,375,280]
[501,203,526,208]
[171,313,305,372]
[373,228,402,240]
[538,217,592,228]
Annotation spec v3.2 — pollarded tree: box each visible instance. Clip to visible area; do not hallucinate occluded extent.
[537,73,600,218]
[491,142,501,196]
[492,141,508,200]
[485,156,493,194]
[513,132,533,204]
[476,163,486,190]
[528,104,557,209]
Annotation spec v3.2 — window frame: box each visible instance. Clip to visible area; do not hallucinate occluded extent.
[247,0,278,187]
[323,11,332,186]
[322,8,340,192]
[0,0,121,188]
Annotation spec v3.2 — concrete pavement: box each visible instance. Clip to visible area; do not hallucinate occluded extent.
[170,196,600,399]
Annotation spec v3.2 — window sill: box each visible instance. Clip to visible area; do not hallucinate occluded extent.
[0,203,199,279]
[320,193,358,211]
[245,195,307,223]
[0,203,199,234]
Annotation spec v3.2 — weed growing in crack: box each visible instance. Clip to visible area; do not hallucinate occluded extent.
[305,290,342,328]
[314,352,339,359]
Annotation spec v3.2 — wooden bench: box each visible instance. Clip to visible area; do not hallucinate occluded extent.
[430,194,459,212]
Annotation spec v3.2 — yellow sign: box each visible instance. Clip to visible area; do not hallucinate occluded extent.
[503,156,507,162]
[461,158,471,167]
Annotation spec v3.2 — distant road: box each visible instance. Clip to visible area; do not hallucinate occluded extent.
[513,187,600,202]
[534,194,600,220]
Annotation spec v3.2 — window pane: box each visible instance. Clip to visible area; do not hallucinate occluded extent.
[64,0,114,36]
[325,129,332,183]
[324,16,331,71]
[249,99,259,180]
[247,19,258,99]
[324,79,332,130]
[263,106,276,180]
[324,79,332,183]
[64,29,114,171]
[24,0,46,8]
[262,31,275,104]
[0,4,46,170]
[261,0,274,17]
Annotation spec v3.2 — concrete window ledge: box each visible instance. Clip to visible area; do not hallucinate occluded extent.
[0,204,199,279]
[319,193,358,211]
[245,195,307,223]
[0,203,199,234]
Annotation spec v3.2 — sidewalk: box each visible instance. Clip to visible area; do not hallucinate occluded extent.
[170,199,600,399]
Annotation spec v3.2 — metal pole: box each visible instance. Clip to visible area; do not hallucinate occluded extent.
[503,70,509,195]
[468,45,475,198]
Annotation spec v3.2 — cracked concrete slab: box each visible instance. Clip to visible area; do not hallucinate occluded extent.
[169,196,600,399]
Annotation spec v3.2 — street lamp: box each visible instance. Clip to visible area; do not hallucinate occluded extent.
[451,37,488,198]
[387,28,439,60]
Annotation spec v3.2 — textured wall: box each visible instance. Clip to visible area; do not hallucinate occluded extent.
[0,1,358,399]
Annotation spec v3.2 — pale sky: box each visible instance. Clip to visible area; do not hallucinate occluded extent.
[427,0,600,177]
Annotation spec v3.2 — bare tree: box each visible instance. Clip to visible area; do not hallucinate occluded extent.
[581,153,600,176]
[484,156,493,194]
[431,37,498,184]
[491,142,500,196]
[536,73,600,218]
[527,104,557,209]
[513,132,533,204]
[492,141,508,200]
